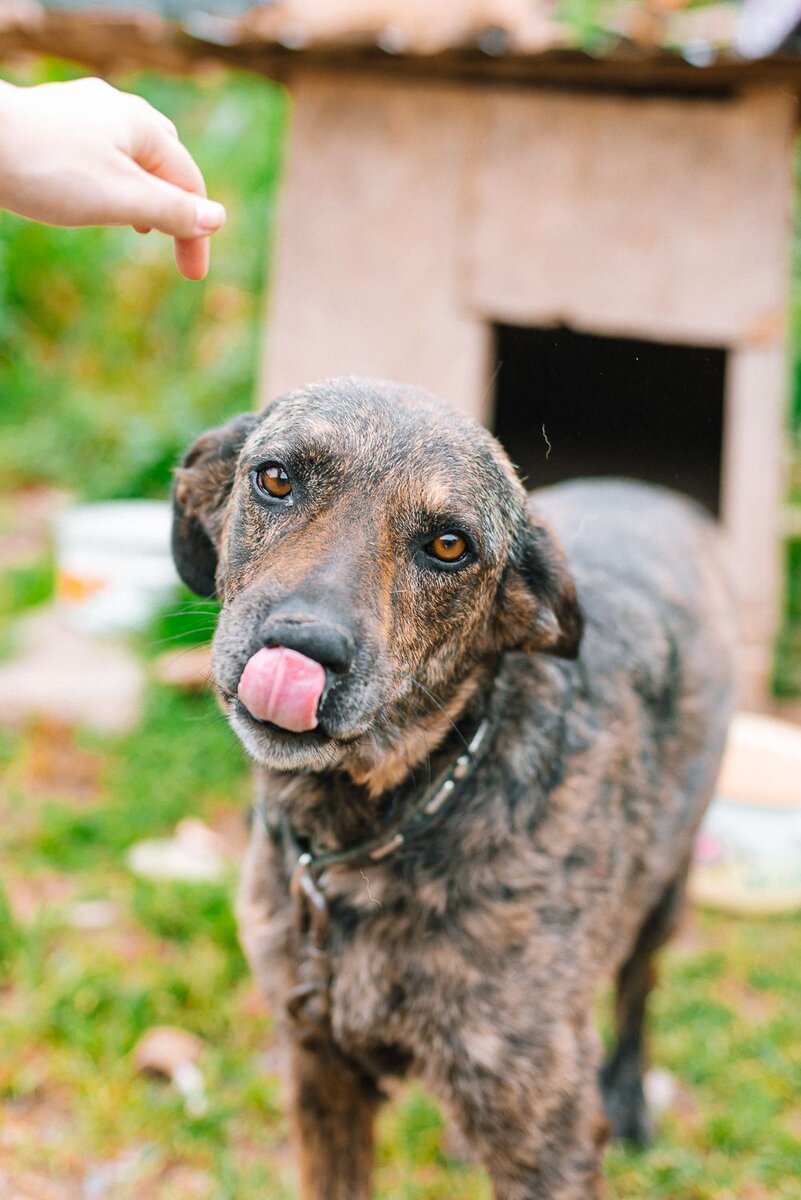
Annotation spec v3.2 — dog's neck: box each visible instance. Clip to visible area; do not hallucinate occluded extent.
[261,665,495,856]
[344,668,491,799]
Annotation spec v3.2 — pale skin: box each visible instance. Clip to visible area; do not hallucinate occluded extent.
[0,76,226,280]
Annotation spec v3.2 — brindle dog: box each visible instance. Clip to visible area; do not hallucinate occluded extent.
[172,377,734,1200]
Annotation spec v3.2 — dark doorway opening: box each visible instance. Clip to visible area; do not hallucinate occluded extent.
[492,325,726,515]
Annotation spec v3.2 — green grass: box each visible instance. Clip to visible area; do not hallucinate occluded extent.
[0,685,294,1197]
[0,680,800,1197]
[0,552,55,660]
[0,555,54,621]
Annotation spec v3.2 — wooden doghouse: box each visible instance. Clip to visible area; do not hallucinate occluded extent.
[5,0,801,704]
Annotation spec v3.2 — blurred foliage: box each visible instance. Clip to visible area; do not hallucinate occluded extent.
[0,551,54,660]
[775,141,801,693]
[0,61,286,500]
[790,137,801,438]
[555,0,614,49]
[775,538,801,696]
[554,0,733,52]
[0,554,54,623]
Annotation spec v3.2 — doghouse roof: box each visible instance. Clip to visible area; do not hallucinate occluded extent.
[3,0,801,90]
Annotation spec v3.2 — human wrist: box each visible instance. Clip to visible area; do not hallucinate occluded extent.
[0,82,63,221]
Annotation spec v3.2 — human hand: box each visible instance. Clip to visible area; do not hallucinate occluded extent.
[0,77,226,280]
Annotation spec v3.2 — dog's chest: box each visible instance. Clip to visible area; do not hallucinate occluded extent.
[316,866,472,1067]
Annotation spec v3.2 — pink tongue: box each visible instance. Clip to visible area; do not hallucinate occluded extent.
[237,646,326,733]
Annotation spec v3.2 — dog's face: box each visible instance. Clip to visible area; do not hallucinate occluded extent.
[172,379,581,786]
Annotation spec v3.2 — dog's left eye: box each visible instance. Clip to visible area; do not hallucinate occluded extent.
[254,462,292,500]
[425,532,469,564]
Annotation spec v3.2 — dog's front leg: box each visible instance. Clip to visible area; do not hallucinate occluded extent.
[290,1040,382,1200]
[470,1086,606,1200]
[441,1018,608,1200]
[482,1099,608,1200]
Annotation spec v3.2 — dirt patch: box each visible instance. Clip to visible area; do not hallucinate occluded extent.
[14,719,105,803]
[4,873,77,925]
[0,1091,83,1200]
[206,804,250,859]
[716,977,780,1025]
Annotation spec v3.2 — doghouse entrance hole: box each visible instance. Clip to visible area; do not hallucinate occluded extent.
[491,325,726,515]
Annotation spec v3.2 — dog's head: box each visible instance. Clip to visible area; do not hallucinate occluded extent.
[172,379,581,790]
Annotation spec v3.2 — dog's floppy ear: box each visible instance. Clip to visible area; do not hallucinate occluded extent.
[171,412,259,598]
[505,514,583,659]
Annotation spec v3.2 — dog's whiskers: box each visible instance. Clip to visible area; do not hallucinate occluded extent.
[150,643,216,670]
[159,600,219,612]
[147,625,218,649]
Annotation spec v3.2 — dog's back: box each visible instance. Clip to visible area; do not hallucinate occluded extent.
[537,477,735,702]
[537,477,735,718]
[532,478,735,956]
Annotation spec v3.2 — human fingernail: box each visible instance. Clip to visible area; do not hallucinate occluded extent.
[196,198,226,232]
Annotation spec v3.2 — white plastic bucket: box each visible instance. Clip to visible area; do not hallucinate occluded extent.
[55,500,179,634]
[690,713,801,915]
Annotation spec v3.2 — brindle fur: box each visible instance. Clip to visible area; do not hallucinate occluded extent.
[172,378,735,1200]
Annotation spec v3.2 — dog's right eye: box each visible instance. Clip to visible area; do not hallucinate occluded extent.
[427,533,467,562]
[423,532,472,566]
[254,462,292,500]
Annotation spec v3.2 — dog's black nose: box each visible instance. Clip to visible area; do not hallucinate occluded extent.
[261,616,355,675]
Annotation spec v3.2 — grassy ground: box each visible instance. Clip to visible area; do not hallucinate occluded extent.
[1,672,800,1198]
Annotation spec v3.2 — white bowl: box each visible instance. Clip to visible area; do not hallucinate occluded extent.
[55,500,179,635]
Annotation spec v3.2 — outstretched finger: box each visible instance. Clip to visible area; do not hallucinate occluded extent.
[130,122,224,279]
[174,236,210,281]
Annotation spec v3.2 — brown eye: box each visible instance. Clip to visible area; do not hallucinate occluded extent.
[426,532,469,563]
[255,462,292,499]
